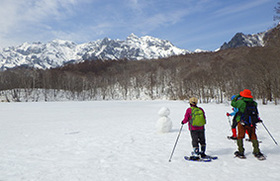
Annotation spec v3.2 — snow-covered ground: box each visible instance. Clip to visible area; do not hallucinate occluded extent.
[0,100,279,181]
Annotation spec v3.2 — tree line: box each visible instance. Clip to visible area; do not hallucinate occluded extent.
[0,43,279,104]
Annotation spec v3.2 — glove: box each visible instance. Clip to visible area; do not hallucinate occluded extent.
[181,121,185,125]
[226,113,230,117]
[257,118,263,123]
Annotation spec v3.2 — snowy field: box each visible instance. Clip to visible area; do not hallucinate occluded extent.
[0,100,279,181]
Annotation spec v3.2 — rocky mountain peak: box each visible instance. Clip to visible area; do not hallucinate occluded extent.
[220,32,266,50]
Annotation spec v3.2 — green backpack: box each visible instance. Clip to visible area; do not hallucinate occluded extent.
[190,107,206,126]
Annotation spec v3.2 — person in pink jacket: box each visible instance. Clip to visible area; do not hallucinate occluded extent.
[182,97,207,160]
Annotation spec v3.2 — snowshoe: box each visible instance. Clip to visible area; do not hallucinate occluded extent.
[189,155,200,160]
[253,152,266,161]
[234,151,246,159]
[201,154,218,160]
[184,156,211,162]
[227,136,237,140]
[199,152,218,160]
[200,152,207,158]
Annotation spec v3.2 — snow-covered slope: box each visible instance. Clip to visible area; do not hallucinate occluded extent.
[0,34,189,70]
[0,100,279,180]
[82,34,190,61]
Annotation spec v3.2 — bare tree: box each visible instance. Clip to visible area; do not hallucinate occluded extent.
[274,1,280,22]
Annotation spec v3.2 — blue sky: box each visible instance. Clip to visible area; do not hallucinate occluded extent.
[0,0,276,51]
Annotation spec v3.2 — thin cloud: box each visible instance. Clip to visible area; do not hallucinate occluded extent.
[0,0,88,48]
[0,0,22,33]
[213,0,271,17]
[125,0,145,14]
[135,9,190,33]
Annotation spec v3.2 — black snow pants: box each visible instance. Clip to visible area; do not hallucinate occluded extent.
[190,129,206,148]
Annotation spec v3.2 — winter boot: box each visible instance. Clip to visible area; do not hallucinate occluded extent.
[245,130,250,138]
[200,145,207,158]
[234,151,246,159]
[190,147,200,160]
[253,152,265,160]
[231,128,237,139]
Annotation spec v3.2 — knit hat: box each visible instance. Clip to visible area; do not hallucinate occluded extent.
[189,97,198,105]
[240,89,253,98]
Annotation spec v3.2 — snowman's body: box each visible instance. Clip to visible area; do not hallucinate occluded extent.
[156,107,172,133]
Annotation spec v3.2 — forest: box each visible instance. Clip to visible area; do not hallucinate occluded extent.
[0,25,279,104]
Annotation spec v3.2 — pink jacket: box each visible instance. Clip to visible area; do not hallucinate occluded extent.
[182,106,206,130]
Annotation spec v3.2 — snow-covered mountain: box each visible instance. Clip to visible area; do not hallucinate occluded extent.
[0,34,189,70]
[220,31,267,50]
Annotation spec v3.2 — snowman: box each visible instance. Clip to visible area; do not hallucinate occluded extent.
[156,107,172,133]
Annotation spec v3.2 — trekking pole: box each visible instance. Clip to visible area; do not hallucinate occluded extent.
[227,116,232,128]
[261,122,278,145]
[227,116,232,132]
[169,124,184,162]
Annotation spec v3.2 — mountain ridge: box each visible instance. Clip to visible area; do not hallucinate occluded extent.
[1,25,278,71]
[0,34,189,70]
